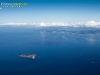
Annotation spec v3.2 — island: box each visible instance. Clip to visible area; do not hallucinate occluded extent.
[19,54,36,59]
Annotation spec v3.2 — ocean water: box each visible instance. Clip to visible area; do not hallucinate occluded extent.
[0,26,100,75]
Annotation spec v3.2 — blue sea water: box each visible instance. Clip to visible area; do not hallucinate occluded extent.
[0,26,100,75]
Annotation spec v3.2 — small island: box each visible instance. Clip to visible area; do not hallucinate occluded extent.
[19,54,36,59]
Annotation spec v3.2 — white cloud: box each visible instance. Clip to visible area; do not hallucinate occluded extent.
[4,22,28,25]
[0,20,100,28]
[85,21,100,28]
[40,22,46,26]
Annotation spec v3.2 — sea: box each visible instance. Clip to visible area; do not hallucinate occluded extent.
[0,26,100,75]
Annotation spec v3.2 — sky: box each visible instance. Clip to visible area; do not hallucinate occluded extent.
[0,0,100,25]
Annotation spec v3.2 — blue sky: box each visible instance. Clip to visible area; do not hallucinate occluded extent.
[0,0,100,24]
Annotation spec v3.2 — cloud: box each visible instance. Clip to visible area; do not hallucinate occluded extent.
[85,21,100,28]
[0,20,100,28]
[69,21,100,28]
[39,22,69,26]
[4,22,28,25]
[40,22,46,26]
